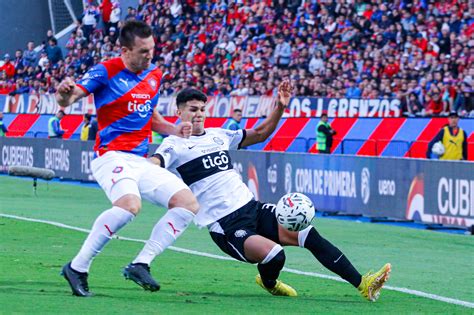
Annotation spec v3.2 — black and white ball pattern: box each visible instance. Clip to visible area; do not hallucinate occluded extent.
[275,192,316,231]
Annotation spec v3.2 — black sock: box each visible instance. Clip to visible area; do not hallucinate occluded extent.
[257,250,286,288]
[304,228,362,288]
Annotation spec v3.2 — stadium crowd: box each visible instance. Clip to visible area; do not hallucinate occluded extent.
[0,0,473,117]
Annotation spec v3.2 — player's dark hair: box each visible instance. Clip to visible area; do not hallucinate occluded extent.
[321,113,328,118]
[120,20,153,49]
[233,108,242,113]
[176,88,208,108]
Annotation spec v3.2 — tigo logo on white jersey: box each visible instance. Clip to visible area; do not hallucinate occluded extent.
[202,151,229,170]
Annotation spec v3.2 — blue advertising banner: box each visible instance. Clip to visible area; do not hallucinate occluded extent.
[1,137,472,227]
[229,151,474,228]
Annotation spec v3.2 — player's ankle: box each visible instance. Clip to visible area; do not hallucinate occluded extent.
[261,278,277,289]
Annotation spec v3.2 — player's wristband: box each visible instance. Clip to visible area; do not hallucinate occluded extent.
[150,153,165,167]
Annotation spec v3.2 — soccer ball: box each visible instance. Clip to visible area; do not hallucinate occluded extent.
[275,192,315,231]
[432,141,445,156]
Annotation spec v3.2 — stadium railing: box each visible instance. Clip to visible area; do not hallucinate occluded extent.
[264,137,310,152]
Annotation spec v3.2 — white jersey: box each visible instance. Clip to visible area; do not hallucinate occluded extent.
[155,128,254,227]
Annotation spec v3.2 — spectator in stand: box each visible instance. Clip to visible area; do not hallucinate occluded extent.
[48,110,66,139]
[274,35,292,68]
[0,76,16,95]
[44,30,55,44]
[9,78,30,95]
[13,50,25,77]
[0,54,15,78]
[45,38,63,65]
[161,81,175,97]
[425,90,446,116]
[124,6,136,20]
[454,85,474,116]
[23,41,38,67]
[4,0,474,115]
[0,112,8,137]
[345,79,361,98]
[402,92,423,117]
[109,2,121,31]
[99,0,113,32]
[108,27,119,44]
[81,4,100,40]
[426,111,468,160]
[230,81,249,96]
[37,51,50,71]
[223,108,242,130]
[316,113,336,154]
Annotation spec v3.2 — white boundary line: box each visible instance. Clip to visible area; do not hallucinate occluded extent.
[1,213,473,309]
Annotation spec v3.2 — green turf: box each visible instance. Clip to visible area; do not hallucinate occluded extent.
[0,176,473,313]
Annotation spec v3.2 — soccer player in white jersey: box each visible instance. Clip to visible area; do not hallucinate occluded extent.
[56,21,199,296]
[146,83,391,301]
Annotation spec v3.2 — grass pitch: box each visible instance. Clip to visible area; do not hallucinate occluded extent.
[0,176,473,314]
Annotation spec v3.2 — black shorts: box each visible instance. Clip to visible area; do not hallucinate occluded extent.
[208,199,280,263]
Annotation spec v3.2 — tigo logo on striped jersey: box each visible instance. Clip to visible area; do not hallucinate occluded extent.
[128,99,152,118]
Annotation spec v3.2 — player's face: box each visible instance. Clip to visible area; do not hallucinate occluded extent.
[448,116,459,128]
[122,36,155,72]
[178,100,206,135]
[232,111,242,122]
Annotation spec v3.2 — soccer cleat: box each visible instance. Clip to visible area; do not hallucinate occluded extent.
[61,262,92,297]
[358,263,391,302]
[123,263,160,292]
[256,274,297,297]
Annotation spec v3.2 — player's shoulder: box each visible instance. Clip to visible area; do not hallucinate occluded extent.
[209,127,242,137]
[80,58,121,85]
[206,127,237,135]
[207,128,243,144]
[98,57,126,77]
[206,127,223,134]
[145,63,161,76]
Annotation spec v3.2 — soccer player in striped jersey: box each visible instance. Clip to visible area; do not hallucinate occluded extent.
[56,20,199,297]
[147,84,391,301]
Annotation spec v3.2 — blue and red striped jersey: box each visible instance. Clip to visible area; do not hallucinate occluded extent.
[77,57,162,157]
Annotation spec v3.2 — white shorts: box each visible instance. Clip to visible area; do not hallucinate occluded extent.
[91,151,189,207]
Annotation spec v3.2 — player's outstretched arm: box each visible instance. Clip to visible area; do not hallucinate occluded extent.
[240,79,292,147]
[55,77,87,107]
[151,110,192,138]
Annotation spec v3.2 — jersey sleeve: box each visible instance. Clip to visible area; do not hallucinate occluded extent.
[154,137,177,168]
[76,64,108,94]
[228,122,239,130]
[224,129,246,150]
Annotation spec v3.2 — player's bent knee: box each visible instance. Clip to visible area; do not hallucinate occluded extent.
[168,189,199,213]
[113,194,141,215]
[261,244,285,265]
[244,235,279,262]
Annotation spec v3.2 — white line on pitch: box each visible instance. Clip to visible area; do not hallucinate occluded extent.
[1,213,473,309]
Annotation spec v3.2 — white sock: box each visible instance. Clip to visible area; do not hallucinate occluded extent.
[71,206,134,273]
[133,207,195,265]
